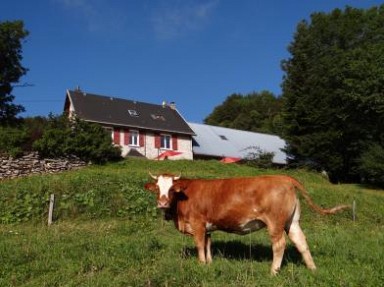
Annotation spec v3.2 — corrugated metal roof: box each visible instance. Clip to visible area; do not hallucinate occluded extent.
[66,90,195,135]
[189,123,287,164]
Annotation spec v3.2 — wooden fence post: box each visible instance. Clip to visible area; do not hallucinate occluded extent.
[48,194,55,226]
[352,200,356,222]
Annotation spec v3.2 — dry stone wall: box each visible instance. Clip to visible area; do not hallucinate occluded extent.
[0,152,88,180]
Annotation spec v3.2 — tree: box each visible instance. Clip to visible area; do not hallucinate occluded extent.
[204,91,282,134]
[0,125,28,157]
[359,143,384,187]
[0,116,49,158]
[281,5,384,183]
[0,20,29,124]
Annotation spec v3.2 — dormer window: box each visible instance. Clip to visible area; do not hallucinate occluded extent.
[128,109,139,117]
[151,114,166,121]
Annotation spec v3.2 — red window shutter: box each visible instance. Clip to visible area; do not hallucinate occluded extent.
[139,132,145,147]
[124,129,130,145]
[172,135,178,150]
[154,134,161,148]
[113,129,120,144]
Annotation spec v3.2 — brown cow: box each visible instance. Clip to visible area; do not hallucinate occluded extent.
[144,173,350,275]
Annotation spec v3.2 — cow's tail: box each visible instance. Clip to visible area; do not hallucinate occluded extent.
[290,177,351,215]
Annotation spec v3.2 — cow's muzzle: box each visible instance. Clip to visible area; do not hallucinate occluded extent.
[157,202,170,209]
[157,196,170,209]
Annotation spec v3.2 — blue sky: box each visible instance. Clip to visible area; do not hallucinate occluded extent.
[3,0,383,123]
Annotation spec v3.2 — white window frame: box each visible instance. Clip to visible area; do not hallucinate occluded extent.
[160,134,172,150]
[129,130,139,146]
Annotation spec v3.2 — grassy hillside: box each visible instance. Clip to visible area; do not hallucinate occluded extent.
[0,158,383,286]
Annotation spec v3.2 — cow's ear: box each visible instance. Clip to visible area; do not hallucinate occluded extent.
[144,183,157,193]
[172,181,189,193]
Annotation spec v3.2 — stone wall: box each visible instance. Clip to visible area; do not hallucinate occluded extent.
[0,152,88,180]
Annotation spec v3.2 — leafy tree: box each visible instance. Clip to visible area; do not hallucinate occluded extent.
[204,91,282,134]
[0,117,49,157]
[281,5,384,183]
[0,125,28,157]
[359,143,384,187]
[0,20,29,124]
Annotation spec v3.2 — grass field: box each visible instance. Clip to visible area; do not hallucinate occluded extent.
[0,158,383,286]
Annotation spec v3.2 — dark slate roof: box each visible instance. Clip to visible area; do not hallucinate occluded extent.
[65,90,195,135]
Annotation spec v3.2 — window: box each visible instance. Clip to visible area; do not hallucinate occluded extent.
[129,130,139,146]
[219,135,228,140]
[155,134,175,150]
[161,134,171,149]
[128,109,139,117]
[151,114,166,121]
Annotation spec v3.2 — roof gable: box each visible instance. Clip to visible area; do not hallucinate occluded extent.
[65,90,195,135]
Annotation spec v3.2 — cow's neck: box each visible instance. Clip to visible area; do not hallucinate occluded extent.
[162,196,193,235]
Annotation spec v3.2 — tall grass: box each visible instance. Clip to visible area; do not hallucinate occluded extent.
[0,158,383,286]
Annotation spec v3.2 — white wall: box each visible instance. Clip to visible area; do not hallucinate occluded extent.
[113,130,193,160]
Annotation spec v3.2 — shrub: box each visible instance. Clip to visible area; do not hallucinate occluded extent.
[243,145,275,168]
[33,115,121,164]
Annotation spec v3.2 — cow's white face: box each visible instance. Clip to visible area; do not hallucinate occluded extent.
[156,175,175,208]
[147,173,181,209]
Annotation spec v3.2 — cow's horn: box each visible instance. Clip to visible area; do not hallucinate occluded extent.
[173,173,181,180]
[148,171,158,180]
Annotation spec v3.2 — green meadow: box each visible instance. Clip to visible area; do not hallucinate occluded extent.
[0,158,383,286]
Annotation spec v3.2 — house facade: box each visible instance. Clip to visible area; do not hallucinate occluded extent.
[64,89,195,160]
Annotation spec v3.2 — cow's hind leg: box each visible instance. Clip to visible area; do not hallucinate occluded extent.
[268,229,286,275]
[287,221,316,271]
[286,202,316,271]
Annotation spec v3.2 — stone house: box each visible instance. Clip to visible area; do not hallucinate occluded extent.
[64,89,195,160]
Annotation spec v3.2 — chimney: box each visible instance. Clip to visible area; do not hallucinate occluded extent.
[169,102,176,110]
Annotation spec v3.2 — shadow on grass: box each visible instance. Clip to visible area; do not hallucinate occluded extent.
[181,240,303,267]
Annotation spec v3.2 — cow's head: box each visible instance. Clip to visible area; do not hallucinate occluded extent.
[144,172,181,209]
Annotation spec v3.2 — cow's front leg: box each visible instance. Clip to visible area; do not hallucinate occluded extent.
[193,226,208,263]
[205,233,212,263]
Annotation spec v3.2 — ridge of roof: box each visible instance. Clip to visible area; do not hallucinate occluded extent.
[188,122,282,139]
